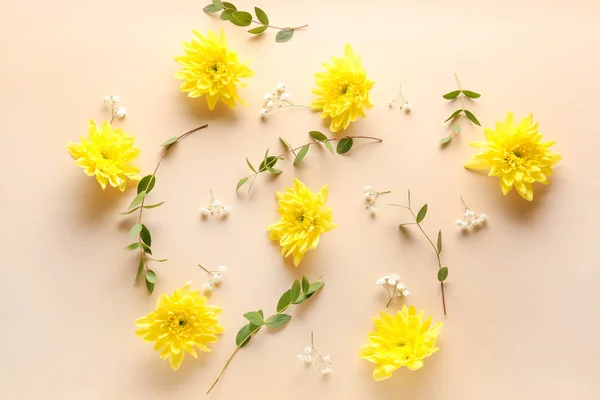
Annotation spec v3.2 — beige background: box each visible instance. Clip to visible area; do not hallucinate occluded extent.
[1,0,599,398]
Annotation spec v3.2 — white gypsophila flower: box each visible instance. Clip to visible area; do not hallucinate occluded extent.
[364,185,372,192]
[376,278,385,286]
[266,100,275,109]
[304,346,313,354]
[115,107,127,118]
[390,274,400,280]
[103,94,110,102]
[276,84,285,93]
[396,283,406,291]
[222,206,230,216]
[387,278,397,286]
[402,102,412,112]
[211,273,222,283]
[260,109,268,117]
[402,289,410,296]
[265,94,273,101]
[111,95,121,102]
[202,282,214,292]
[479,213,487,222]
[201,207,210,216]
[280,93,290,101]
[369,206,377,215]
[217,265,227,273]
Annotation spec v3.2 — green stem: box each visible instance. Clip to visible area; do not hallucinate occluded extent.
[455,73,465,112]
[251,20,308,30]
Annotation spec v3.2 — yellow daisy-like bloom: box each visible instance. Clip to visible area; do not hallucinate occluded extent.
[67,120,140,191]
[359,306,442,381]
[134,282,224,371]
[268,178,337,266]
[174,29,253,110]
[311,44,374,132]
[465,112,561,201]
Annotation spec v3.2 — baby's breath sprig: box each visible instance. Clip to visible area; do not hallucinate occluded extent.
[388,85,411,112]
[207,276,325,394]
[121,124,209,294]
[198,264,227,293]
[103,95,127,123]
[203,1,307,43]
[440,73,482,146]
[260,84,311,118]
[376,274,410,307]
[200,190,230,218]
[363,185,391,216]
[456,197,487,230]
[390,190,448,315]
[297,331,331,375]
[236,131,382,193]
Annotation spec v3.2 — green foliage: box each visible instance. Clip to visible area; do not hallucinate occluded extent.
[464,110,481,126]
[444,109,463,122]
[442,90,461,100]
[248,26,268,34]
[276,29,294,43]
[254,7,269,24]
[437,230,443,254]
[416,204,428,223]
[266,314,291,328]
[438,267,449,282]
[161,137,178,147]
[294,145,309,164]
[138,175,156,194]
[336,138,354,154]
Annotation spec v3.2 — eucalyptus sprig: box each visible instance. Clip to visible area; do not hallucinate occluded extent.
[236,130,383,193]
[207,276,324,394]
[390,190,448,315]
[440,73,482,146]
[121,124,208,294]
[204,0,307,43]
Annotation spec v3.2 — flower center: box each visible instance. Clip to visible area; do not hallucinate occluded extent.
[101,149,111,159]
[207,61,227,80]
[339,82,353,96]
[168,311,191,335]
[179,320,186,326]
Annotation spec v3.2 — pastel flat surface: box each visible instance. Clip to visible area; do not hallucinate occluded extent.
[1,0,599,398]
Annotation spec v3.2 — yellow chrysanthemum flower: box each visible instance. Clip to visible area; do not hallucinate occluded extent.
[174,29,253,110]
[359,306,442,381]
[465,112,561,201]
[134,282,224,371]
[268,178,337,266]
[67,120,140,191]
[311,44,374,132]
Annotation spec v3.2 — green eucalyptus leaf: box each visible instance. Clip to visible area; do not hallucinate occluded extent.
[266,313,292,328]
[462,90,481,99]
[276,29,294,43]
[140,225,151,246]
[120,206,141,215]
[129,191,146,209]
[243,311,265,326]
[452,124,461,134]
[309,130,327,141]
[336,137,354,154]
[259,156,278,172]
[212,0,223,7]
[301,276,310,293]
[437,230,443,254]
[444,109,463,122]
[129,223,143,238]
[220,9,234,20]
[138,175,156,194]
[290,280,301,302]
[323,140,334,154]
[246,157,256,173]
[236,324,252,347]
[464,110,481,126]
[292,293,312,304]
[124,242,140,251]
[442,90,461,100]
[143,201,165,209]
[277,289,292,312]
[203,4,222,13]
[136,258,145,279]
[146,279,155,294]
[231,11,253,26]
[306,281,324,296]
[222,1,236,10]
[141,243,152,255]
[439,136,452,145]
[236,177,248,191]
[416,204,428,223]
[294,145,309,164]
[161,136,178,147]
[266,165,282,174]
[145,269,157,283]
[254,7,269,25]
[248,25,268,34]
[438,267,449,282]
[279,137,293,151]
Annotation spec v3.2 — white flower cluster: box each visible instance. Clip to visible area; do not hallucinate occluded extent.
[364,185,391,216]
[376,274,410,297]
[103,94,127,119]
[456,209,487,230]
[260,83,290,118]
[388,86,411,112]
[201,265,227,293]
[297,346,331,375]
[201,198,230,218]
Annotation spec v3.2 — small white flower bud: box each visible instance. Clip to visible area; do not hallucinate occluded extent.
[217,265,227,273]
[276,84,285,93]
[390,274,400,280]
[364,185,372,192]
[304,346,313,354]
[266,100,275,110]
[472,218,482,226]
[376,278,385,286]
[264,94,273,101]
[321,367,331,374]
[388,278,397,286]
[297,354,304,360]
[383,275,390,282]
[202,283,214,292]
[455,219,465,227]
[304,354,312,363]
[103,95,110,102]
[369,206,377,215]
[402,102,411,112]
[460,221,469,230]
[388,101,394,108]
[322,356,330,362]
[212,199,221,207]
[396,283,406,291]
[478,213,487,222]
[211,273,222,283]
[365,192,374,202]
[221,206,230,216]
[115,106,127,118]
[280,93,290,101]
[201,207,210,216]
[402,289,410,296]
[111,95,121,102]
[465,209,475,218]
[260,108,268,118]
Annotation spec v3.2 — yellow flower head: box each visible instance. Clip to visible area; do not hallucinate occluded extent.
[311,44,374,132]
[134,282,224,371]
[359,306,442,381]
[174,29,254,110]
[268,178,337,266]
[465,112,561,201]
[67,120,140,191]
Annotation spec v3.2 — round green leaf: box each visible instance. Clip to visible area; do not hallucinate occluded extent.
[129,191,146,209]
[220,9,234,20]
[222,1,236,10]
[276,29,294,43]
[266,314,292,328]
[277,289,292,312]
[438,267,449,282]
[439,136,452,145]
[236,324,252,347]
[137,175,156,194]
[248,25,268,34]
[129,223,143,238]
[336,137,354,154]
[309,130,327,141]
[203,4,222,13]
[140,225,151,246]
[231,11,253,26]
[452,124,461,134]
[145,269,157,283]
